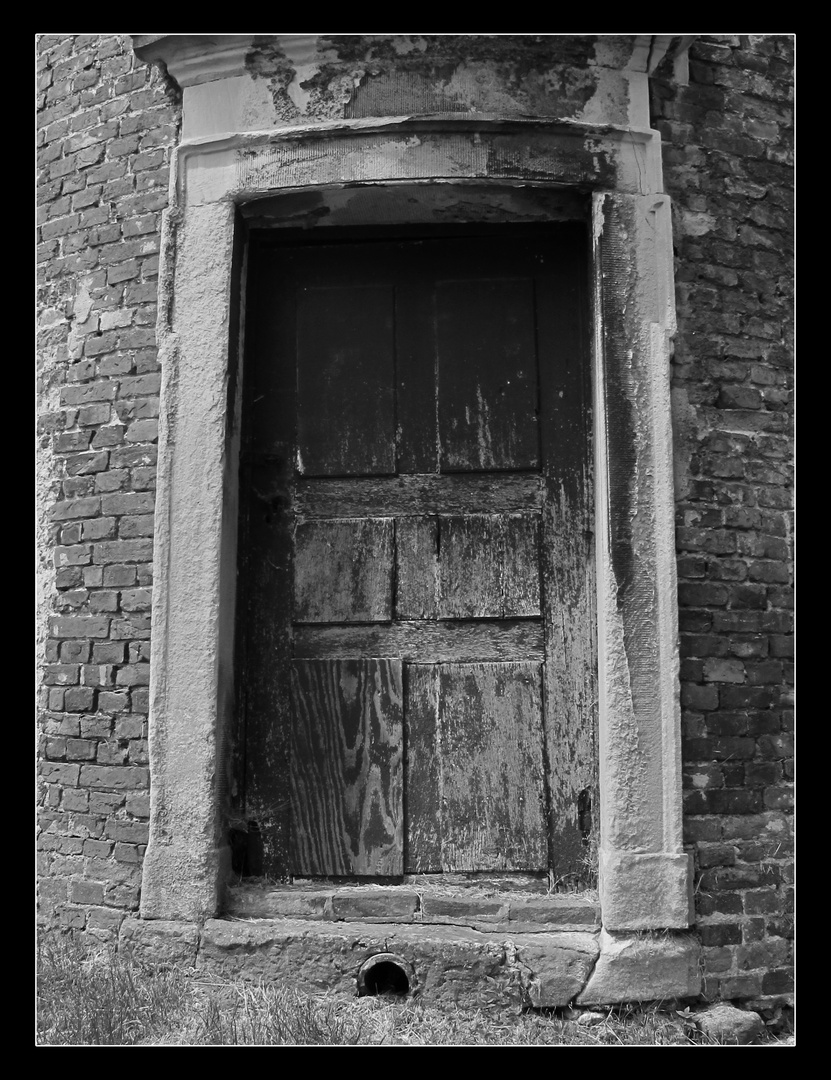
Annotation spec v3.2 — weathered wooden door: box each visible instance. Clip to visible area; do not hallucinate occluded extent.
[238,225,595,882]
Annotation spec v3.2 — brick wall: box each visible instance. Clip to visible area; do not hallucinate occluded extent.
[36,34,179,936]
[651,34,794,1010]
[37,34,793,1007]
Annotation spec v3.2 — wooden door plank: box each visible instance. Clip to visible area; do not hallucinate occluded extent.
[438,662,548,872]
[403,664,442,873]
[501,513,542,617]
[436,277,540,471]
[296,284,396,476]
[294,619,544,663]
[536,227,598,882]
[290,658,403,876]
[243,247,297,461]
[237,461,294,877]
[293,518,394,623]
[438,515,502,618]
[295,473,543,519]
[396,516,439,619]
[396,277,438,473]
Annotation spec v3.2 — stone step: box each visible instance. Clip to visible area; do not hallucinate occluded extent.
[224,882,601,932]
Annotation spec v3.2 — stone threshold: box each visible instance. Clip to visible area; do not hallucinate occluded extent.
[117,916,701,1008]
[224,879,601,933]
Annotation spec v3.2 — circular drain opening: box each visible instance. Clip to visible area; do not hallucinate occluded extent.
[357,953,415,998]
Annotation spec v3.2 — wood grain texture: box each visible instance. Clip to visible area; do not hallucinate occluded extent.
[295,473,543,518]
[241,228,596,884]
[438,514,541,619]
[439,662,547,871]
[403,664,442,872]
[296,284,396,477]
[294,620,544,663]
[293,518,394,623]
[290,659,403,876]
[437,277,540,471]
[438,515,502,618]
[405,662,548,872]
[501,514,543,617]
[396,516,439,619]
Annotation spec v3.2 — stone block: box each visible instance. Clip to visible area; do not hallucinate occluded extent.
[600,851,694,930]
[79,765,149,790]
[576,929,701,1005]
[509,897,601,931]
[517,934,600,1007]
[198,919,600,1009]
[49,615,110,639]
[330,889,419,921]
[697,1004,764,1044]
[70,877,106,904]
[86,906,127,932]
[421,896,509,925]
[118,917,200,967]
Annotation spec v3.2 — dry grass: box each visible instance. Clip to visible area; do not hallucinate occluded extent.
[36,932,784,1047]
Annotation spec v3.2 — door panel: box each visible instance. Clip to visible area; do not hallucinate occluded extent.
[296,285,396,476]
[293,518,395,623]
[290,658,403,876]
[405,662,547,873]
[437,513,541,619]
[395,517,439,620]
[436,277,540,471]
[239,226,595,882]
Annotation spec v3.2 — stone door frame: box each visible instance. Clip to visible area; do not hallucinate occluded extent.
[138,109,692,932]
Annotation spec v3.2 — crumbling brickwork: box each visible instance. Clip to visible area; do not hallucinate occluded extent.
[651,35,794,1009]
[36,34,180,936]
[37,34,793,1009]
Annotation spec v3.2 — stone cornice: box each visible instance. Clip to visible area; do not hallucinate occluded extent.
[131,33,258,87]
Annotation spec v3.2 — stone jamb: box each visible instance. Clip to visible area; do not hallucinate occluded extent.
[139,109,691,933]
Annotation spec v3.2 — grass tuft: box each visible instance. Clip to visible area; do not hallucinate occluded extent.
[36,932,785,1046]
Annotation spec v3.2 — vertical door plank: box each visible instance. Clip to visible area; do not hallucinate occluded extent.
[436,277,540,471]
[239,459,294,878]
[396,516,439,619]
[438,662,547,871]
[243,248,297,461]
[396,274,439,473]
[294,518,394,623]
[501,513,541,617]
[403,664,442,873]
[296,285,396,476]
[536,226,598,882]
[290,658,403,876]
[438,515,503,618]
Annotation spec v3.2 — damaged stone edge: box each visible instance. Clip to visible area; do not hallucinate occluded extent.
[172,118,663,207]
[113,916,701,1008]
